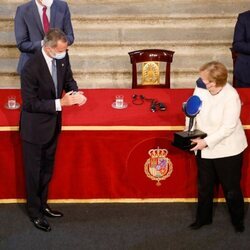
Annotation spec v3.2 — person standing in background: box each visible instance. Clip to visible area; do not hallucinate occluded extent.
[232,10,250,87]
[15,0,74,74]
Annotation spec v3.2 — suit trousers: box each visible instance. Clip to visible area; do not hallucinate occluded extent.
[22,133,59,219]
[195,151,244,226]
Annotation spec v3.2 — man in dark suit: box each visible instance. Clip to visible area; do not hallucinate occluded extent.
[233,10,250,87]
[15,0,74,74]
[20,28,86,232]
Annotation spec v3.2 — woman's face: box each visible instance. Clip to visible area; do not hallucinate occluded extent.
[200,70,217,93]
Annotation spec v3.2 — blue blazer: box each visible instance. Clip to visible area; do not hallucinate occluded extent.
[14,0,74,74]
[233,10,250,86]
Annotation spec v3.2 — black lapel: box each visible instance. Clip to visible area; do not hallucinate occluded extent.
[39,51,57,97]
[56,58,65,97]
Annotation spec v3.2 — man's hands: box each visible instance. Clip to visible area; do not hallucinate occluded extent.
[60,91,87,107]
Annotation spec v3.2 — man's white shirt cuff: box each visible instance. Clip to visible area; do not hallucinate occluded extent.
[55,99,62,111]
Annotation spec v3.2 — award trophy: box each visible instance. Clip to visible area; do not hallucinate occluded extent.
[172,95,207,150]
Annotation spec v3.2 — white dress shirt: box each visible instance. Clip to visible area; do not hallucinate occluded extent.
[187,83,247,159]
[35,0,51,23]
[42,47,61,111]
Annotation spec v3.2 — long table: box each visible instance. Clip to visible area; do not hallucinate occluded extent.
[1,88,250,202]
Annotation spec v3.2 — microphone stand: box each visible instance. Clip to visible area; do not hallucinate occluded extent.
[188,117,194,135]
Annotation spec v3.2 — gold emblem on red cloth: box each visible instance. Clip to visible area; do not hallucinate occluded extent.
[144,147,173,186]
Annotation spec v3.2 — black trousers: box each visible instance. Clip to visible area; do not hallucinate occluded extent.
[22,134,59,219]
[195,151,244,226]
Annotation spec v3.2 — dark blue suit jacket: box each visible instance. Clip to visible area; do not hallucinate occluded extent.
[233,10,250,87]
[20,50,78,145]
[14,0,74,74]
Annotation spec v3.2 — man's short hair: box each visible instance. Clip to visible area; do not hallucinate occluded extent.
[44,28,68,48]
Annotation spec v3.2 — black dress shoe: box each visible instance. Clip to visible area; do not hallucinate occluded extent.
[43,207,63,218]
[31,217,51,232]
[234,223,245,233]
[189,221,212,230]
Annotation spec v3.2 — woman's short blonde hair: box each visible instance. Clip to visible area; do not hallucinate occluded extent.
[199,61,228,87]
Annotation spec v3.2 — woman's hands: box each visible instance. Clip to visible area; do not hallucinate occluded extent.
[190,137,207,151]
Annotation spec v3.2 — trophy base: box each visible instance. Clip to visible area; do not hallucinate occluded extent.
[172,129,207,150]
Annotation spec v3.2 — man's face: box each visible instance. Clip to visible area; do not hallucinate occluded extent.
[46,40,68,59]
[52,40,68,54]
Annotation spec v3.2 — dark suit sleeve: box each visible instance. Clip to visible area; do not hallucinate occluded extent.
[63,53,78,92]
[233,13,250,55]
[14,6,42,53]
[21,63,57,114]
[63,3,74,45]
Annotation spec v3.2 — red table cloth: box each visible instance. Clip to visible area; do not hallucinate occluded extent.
[1,89,250,202]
